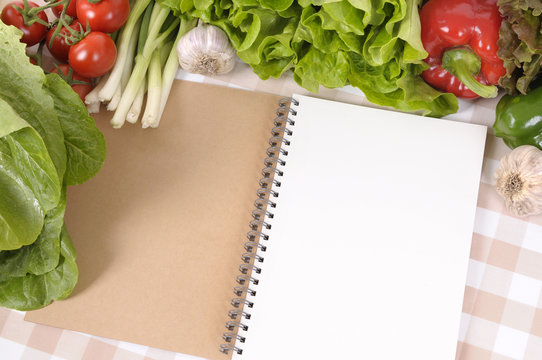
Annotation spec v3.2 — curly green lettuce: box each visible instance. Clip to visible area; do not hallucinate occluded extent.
[159,0,458,117]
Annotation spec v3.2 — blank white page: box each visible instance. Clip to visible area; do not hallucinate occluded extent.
[232,95,486,360]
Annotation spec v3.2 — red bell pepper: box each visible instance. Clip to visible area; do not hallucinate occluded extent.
[419,0,506,99]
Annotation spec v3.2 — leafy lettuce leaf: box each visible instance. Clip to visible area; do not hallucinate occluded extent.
[0,92,62,251]
[0,187,66,281]
[0,144,44,251]
[0,99,51,251]
[0,224,78,311]
[44,74,106,186]
[293,47,350,92]
[4,128,61,213]
[0,22,67,180]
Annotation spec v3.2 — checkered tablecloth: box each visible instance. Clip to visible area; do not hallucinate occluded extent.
[1,61,542,360]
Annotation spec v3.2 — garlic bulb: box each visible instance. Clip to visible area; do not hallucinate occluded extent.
[177,23,236,76]
[494,145,542,217]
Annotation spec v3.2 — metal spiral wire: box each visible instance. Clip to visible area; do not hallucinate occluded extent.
[219,97,298,356]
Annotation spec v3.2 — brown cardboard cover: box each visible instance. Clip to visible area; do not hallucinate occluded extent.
[25,80,282,360]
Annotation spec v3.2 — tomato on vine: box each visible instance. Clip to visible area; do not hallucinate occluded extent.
[76,0,130,33]
[68,31,117,78]
[50,64,93,101]
[46,20,83,62]
[51,0,77,18]
[1,1,48,46]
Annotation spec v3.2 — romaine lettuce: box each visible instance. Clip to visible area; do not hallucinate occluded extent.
[0,99,50,251]
[45,73,107,186]
[0,22,66,180]
[0,225,78,311]
[0,188,66,281]
[0,20,106,310]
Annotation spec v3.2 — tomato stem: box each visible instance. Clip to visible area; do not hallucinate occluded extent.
[28,41,44,67]
[12,0,50,27]
[63,20,89,46]
[44,0,75,48]
[52,64,91,86]
[48,10,88,49]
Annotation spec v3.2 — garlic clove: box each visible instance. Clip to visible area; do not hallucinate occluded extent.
[177,23,236,76]
[494,145,542,217]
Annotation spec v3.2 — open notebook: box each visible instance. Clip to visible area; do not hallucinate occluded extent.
[25,81,486,360]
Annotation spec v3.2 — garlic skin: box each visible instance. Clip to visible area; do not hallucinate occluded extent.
[177,24,236,76]
[494,145,542,217]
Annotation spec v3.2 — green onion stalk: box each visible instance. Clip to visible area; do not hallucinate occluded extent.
[141,40,173,128]
[120,2,198,127]
[90,0,197,128]
[107,17,141,111]
[156,16,197,127]
[125,1,153,123]
[140,47,163,128]
[109,5,178,128]
[84,73,108,113]
[127,74,147,123]
[98,0,152,102]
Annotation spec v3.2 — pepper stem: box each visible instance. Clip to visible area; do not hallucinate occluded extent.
[442,47,498,98]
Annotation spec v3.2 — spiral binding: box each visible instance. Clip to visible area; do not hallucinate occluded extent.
[219,97,298,356]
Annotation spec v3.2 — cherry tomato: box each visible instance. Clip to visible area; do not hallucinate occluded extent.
[68,32,117,78]
[52,0,77,18]
[46,20,82,62]
[76,0,130,33]
[50,64,93,101]
[1,1,48,46]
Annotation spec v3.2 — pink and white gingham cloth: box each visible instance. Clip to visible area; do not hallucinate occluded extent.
[1,62,542,360]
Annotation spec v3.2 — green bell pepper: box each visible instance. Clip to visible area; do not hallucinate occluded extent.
[493,86,542,150]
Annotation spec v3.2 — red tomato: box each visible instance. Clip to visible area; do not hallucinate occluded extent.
[68,32,117,78]
[50,64,93,101]
[52,0,77,18]
[1,1,48,46]
[46,20,82,62]
[76,0,130,33]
